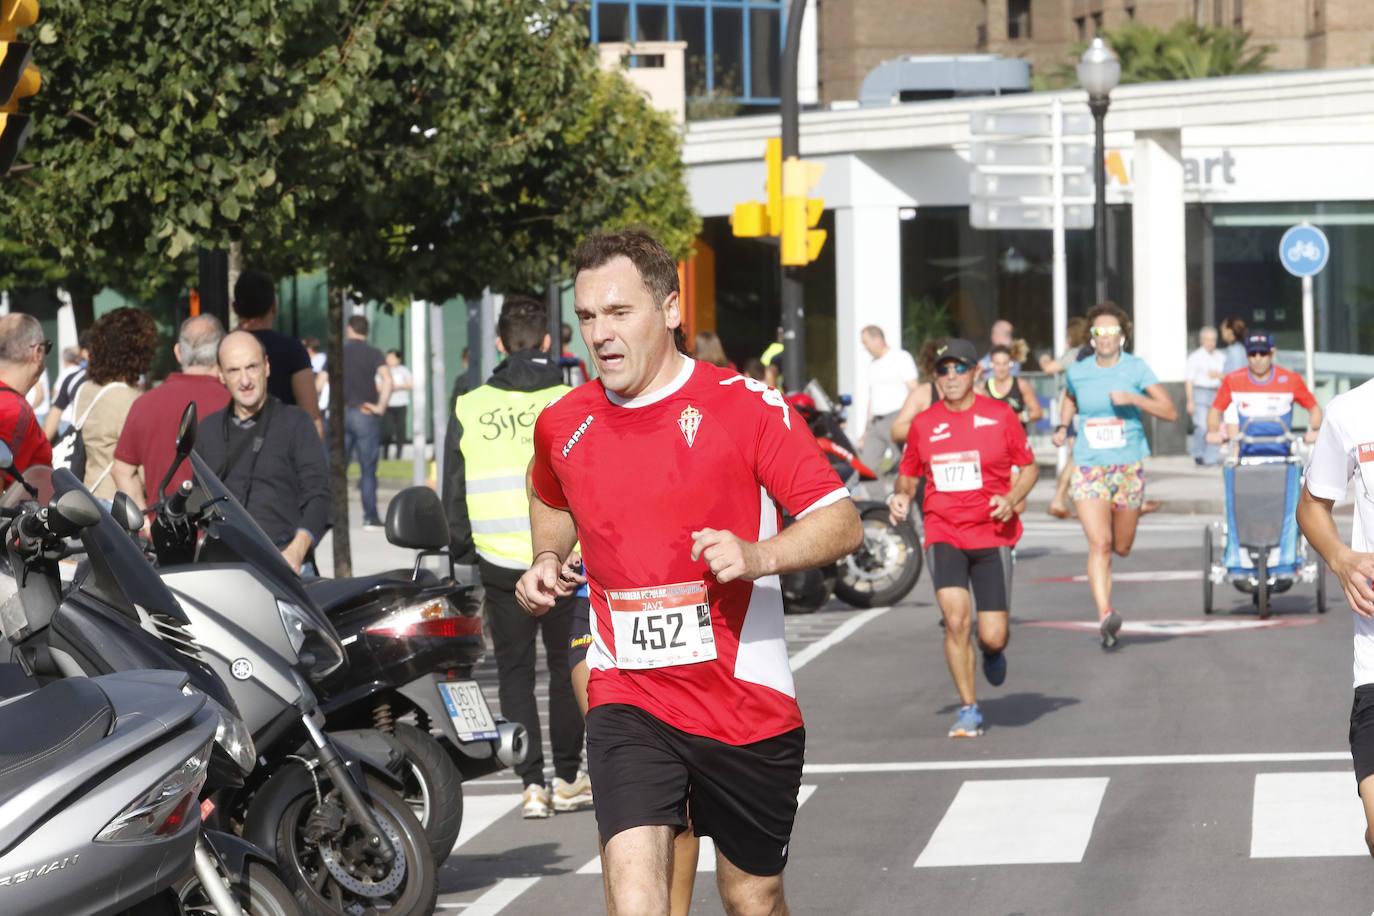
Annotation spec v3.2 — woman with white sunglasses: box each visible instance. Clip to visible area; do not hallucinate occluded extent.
[1051,302,1177,648]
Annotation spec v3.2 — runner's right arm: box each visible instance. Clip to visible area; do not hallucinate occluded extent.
[516,494,579,615]
[1297,407,1374,617]
[1051,390,1077,447]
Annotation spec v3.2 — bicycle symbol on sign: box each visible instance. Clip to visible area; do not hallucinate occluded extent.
[1286,240,1322,263]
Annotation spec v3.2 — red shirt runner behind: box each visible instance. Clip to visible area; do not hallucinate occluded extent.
[898,396,1034,550]
[0,384,51,475]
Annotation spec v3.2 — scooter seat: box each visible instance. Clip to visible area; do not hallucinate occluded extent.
[0,662,36,699]
[0,678,114,806]
[306,569,440,613]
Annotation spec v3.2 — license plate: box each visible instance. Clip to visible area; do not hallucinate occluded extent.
[437,680,499,742]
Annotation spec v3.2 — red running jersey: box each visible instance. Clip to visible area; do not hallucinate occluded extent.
[531,357,848,745]
[898,396,1034,550]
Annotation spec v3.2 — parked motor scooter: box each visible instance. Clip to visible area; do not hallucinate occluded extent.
[780,381,923,612]
[306,485,527,863]
[134,443,440,914]
[0,465,295,916]
[0,669,218,916]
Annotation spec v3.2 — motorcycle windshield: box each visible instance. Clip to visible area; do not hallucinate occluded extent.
[48,469,191,626]
[186,452,318,613]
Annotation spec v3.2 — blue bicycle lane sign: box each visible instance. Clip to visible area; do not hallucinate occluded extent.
[1279,223,1329,277]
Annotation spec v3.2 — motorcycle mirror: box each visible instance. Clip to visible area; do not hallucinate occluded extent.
[0,442,38,499]
[154,402,199,502]
[175,402,198,457]
[110,492,144,536]
[47,488,102,537]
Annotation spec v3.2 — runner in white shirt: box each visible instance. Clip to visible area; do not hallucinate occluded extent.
[1296,377,1374,858]
[856,325,917,489]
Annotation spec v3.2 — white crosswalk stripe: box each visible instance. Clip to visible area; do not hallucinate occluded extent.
[915,777,1110,867]
[1250,772,1369,858]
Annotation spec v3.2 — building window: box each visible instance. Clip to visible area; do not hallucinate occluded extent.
[1091,11,1102,34]
[1007,0,1031,40]
[1126,6,1135,21]
[589,0,787,107]
[1075,16,1086,40]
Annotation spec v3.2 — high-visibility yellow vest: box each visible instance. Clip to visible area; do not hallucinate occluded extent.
[760,341,784,366]
[456,382,569,569]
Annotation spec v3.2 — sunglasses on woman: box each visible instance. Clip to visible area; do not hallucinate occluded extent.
[1090,325,1123,338]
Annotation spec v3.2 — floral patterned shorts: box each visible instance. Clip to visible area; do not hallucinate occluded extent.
[1070,462,1145,510]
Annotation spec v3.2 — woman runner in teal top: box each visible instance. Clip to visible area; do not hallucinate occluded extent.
[1051,302,1177,648]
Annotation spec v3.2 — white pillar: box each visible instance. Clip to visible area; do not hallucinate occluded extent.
[834,205,902,439]
[1130,130,1187,382]
[409,300,428,486]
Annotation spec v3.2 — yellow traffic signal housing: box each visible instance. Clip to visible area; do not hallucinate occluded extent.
[780,157,826,266]
[0,0,39,173]
[731,137,786,239]
[731,201,769,238]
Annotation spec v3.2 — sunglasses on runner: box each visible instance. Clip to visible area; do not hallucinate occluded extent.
[935,363,971,377]
[1090,325,1123,338]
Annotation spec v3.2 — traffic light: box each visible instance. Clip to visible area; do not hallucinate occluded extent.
[780,156,825,266]
[0,0,39,174]
[731,138,783,239]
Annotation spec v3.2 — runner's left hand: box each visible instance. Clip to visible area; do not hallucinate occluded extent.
[988,494,1015,522]
[1304,428,1319,444]
[691,528,760,583]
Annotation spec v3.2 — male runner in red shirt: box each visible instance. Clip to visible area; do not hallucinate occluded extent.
[889,338,1038,737]
[517,230,862,915]
[0,313,54,476]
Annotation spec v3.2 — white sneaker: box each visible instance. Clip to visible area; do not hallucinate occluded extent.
[522,783,553,819]
[552,773,594,812]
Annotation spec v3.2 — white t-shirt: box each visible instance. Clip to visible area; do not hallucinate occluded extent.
[868,348,918,417]
[1184,346,1226,392]
[387,364,412,407]
[1303,377,1374,687]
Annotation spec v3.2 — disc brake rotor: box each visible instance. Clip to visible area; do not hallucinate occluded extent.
[843,529,904,582]
[317,808,408,897]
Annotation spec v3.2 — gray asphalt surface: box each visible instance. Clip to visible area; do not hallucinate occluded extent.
[416,512,1372,916]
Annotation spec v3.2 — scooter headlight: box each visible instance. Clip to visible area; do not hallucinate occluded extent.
[182,686,255,775]
[95,739,212,842]
[277,599,346,680]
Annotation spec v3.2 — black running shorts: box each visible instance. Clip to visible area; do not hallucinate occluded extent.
[1350,684,1374,789]
[584,703,805,876]
[567,596,592,667]
[926,542,1013,612]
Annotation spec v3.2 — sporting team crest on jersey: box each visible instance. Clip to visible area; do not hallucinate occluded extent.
[678,406,702,447]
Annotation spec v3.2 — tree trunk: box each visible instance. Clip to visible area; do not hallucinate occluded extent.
[227,241,244,307]
[327,281,351,576]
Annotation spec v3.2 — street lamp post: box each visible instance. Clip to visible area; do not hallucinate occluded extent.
[1077,37,1120,304]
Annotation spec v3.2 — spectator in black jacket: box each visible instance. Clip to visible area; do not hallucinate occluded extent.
[194,331,330,575]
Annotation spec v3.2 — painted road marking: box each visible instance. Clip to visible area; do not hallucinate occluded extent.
[449,877,541,914]
[1025,618,1319,635]
[1033,570,1201,583]
[806,751,1346,775]
[789,607,891,673]
[1251,772,1369,858]
[576,785,819,875]
[915,777,1109,867]
[450,794,522,852]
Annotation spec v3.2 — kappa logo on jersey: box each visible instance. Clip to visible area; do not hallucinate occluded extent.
[973,414,998,428]
[562,414,595,458]
[678,405,702,447]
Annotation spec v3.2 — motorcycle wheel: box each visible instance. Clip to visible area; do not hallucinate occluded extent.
[175,859,302,916]
[271,774,438,916]
[391,721,465,863]
[833,506,923,608]
[781,566,835,614]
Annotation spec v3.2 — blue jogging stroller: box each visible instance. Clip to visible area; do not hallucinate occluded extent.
[1202,423,1327,618]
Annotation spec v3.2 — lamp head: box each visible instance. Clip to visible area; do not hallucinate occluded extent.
[1077,37,1121,98]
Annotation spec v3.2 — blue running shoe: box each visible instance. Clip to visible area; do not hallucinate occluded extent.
[948,703,984,738]
[983,651,1007,686]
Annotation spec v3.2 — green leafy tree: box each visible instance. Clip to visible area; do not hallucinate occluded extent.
[1037,20,1275,89]
[0,0,381,303]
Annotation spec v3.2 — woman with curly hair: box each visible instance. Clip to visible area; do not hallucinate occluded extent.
[73,307,158,501]
[1051,301,1177,648]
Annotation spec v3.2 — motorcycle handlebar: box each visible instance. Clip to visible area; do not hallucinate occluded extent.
[165,480,192,521]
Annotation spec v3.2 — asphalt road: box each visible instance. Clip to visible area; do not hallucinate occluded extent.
[429,513,1370,915]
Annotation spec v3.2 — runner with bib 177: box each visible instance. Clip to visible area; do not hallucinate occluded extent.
[1051,302,1177,649]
